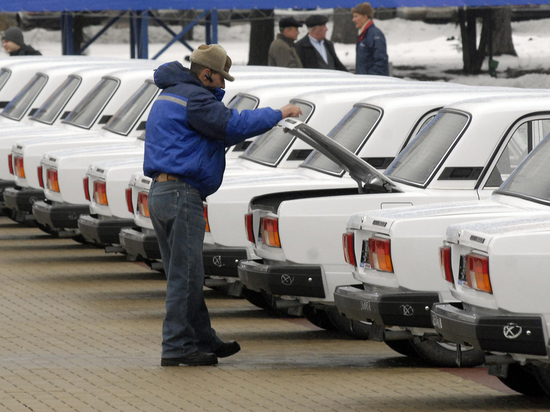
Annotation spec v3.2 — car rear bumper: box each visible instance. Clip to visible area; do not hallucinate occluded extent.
[4,187,44,213]
[119,227,161,260]
[32,200,89,229]
[78,214,134,245]
[334,284,439,328]
[202,245,247,277]
[431,302,548,356]
[237,259,325,298]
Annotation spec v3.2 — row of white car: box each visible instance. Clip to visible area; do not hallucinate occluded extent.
[3,57,550,397]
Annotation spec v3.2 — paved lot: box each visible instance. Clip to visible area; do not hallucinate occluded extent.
[1,216,550,412]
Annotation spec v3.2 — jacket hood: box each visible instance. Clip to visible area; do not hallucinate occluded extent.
[154,61,200,90]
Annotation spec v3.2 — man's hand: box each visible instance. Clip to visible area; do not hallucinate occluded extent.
[279,104,303,119]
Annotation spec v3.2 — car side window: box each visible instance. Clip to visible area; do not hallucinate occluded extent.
[484,119,550,188]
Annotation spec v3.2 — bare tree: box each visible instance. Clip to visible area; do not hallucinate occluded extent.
[331,8,356,44]
[248,9,274,66]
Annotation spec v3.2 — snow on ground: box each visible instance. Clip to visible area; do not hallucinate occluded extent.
[7,16,550,89]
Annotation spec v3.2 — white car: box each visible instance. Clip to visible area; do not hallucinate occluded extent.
[78,78,401,248]
[424,134,550,395]
[237,92,550,334]
[118,83,472,279]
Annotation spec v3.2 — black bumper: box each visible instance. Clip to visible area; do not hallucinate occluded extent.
[0,179,15,205]
[119,227,161,260]
[3,187,44,213]
[202,245,247,277]
[78,214,134,245]
[32,200,90,229]
[237,259,325,298]
[431,303,548,356]
[334,284,439,328]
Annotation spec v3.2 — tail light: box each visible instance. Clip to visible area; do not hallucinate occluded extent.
[203,203,210,232]
[463,253,492,293]
[261,216,281,247]
[342,232,357,266]
[13,156,25,178]
[137,191,149,217]
[37,166,44,188]
[8,154,13,175]
[245,212,254,243]
[83,177,90,201]
[46,168,59,192]
[368,237,393,272]
[93,181,108,205]
[439,246,453,283]
[125,188,133,214]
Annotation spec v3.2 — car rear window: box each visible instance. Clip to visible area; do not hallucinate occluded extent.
[0,68,11,92]
[104,80,158,136]
[1,73,47,121]
[386,111,469,185]
[30,75,81,125]
[227,94,259,112]
[240,101,314,166]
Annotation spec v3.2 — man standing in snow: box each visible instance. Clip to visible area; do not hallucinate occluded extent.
[352,3,389,76]
[268,17,303,68]
[144,44,302,367]
[1,27,41,56]
[295,15,347,71]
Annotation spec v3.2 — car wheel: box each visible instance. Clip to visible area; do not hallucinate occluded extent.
[302,305,338,331]
[326,309,371,340]
[384,339,420,358]
[410,339,484,367]
[499,363,546,396]
[241,287,274,310]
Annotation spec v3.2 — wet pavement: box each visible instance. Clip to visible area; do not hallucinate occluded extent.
[1,216,550,411]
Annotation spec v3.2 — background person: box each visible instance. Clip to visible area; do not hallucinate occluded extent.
[352,2,389,76]
[143,44,302,367]
[1,27,41,56]
[295,15,347,71]
[268,17,303,68]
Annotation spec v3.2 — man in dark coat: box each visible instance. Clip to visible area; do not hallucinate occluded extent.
[1,27,41,56]
[295,15,347,72]
[268,17,303,68]
[352,3,389,76]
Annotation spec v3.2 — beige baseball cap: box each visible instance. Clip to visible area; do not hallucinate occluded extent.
[189,44,235,82]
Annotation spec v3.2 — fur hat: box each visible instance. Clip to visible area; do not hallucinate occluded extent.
[305,15,328,28]
[279,17,303,29]
[352,3,374,19]
[2,27,24,47]
[190,44,234,82]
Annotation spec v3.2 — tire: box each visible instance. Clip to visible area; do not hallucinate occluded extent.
[499,363,546,396]
[410,339,484,367]
[326,309,371,340]
[384,339,420,358]
[302,305,338,331]
[241,288,274,310]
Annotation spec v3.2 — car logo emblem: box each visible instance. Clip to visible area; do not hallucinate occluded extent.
[503,323,522,339]
[400,305,414,317]
[281,274,294,285]
[431,313,442,329]
[360,300,371,311]
[212,256,223,267]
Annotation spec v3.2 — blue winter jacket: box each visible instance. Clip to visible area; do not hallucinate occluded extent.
[356,23,389,76]
[143,61,282,198]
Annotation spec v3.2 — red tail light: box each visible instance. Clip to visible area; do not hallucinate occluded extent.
[368,237,393,272]
[464,253,492,293]
[342,232,357,266]
[261,216,281,247]
[83,177,90,201]
[46,169,59,192]
[245,212,254,243]
[8,154,13,175]
[93,181,108,205]
[125,188,133,214]
[203,203,210,232]
[439,246,453,283]
[37,166,44,188]
[13,156,25,178]
[137,191,149,217]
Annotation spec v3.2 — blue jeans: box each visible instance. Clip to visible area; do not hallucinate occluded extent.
[149,180,222,358]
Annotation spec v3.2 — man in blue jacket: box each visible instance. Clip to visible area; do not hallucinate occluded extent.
[352,2,389,76]
[144,44,302,367]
